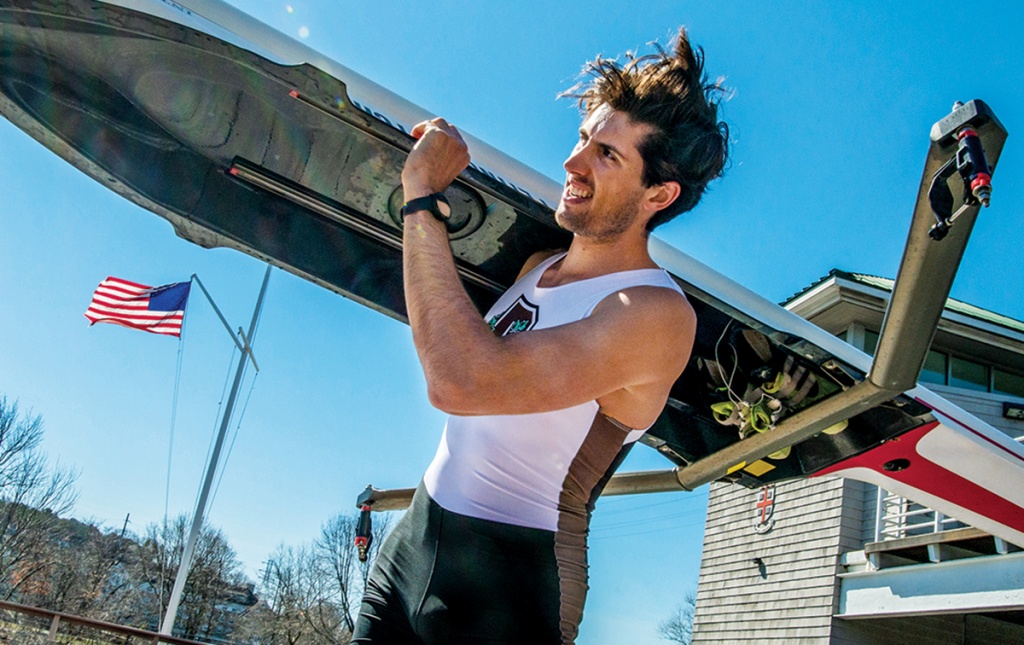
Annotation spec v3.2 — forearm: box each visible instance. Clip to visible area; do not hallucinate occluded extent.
[399,117,515,411]
[402,210,499,410]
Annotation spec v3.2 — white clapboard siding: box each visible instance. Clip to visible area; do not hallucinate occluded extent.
[692,475,857,644]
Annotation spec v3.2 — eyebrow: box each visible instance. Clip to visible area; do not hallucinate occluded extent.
[580,128,630,161]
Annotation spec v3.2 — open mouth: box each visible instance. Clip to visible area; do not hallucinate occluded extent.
[564,183,593,201]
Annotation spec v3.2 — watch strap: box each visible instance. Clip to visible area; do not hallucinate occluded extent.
[401,193,451,222]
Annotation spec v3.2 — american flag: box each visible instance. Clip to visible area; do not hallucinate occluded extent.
[84,277,192,337]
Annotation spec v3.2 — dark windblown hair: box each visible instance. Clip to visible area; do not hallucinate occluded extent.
[564,27,730,230]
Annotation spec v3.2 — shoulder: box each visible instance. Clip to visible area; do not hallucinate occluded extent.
[595,282,694,326]
[516,249,566,281]
[587,282,696,422]
[590,282,695,353]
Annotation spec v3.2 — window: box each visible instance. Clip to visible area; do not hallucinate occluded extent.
[864,329,879,356]
[949,356,989,392]
[919,350,947,385]
[994,369,1024,398]
[849,328,1024,397]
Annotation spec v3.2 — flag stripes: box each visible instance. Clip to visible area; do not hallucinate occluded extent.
[85,277,191,337]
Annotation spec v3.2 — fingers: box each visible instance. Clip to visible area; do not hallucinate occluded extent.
[402,117,471,196]
[411,117,464,142]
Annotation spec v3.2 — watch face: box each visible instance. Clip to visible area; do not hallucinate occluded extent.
[434,196,452,219]
[387,186,485,239]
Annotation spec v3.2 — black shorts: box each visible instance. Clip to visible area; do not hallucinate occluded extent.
[352,485,584,644]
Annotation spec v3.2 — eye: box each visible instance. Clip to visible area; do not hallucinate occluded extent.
[600,145,617,161]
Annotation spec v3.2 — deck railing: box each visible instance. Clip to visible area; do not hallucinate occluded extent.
[0,599,209,644]
[874,487,963,543]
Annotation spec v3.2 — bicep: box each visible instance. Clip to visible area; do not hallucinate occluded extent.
[442,288,695,416]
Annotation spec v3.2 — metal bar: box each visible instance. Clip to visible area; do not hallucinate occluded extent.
[996,538,1009,555]
[191,274,255,365]
[869,170,980,392]
[601,469,685,496]
[358,468,693,512]
[675,380,896,490]
[888,507,935,518]
[0,599,207,644]
[871,101,1006,391]
[875,486,884,543]
[361,486,415,512]
[237,327,260,373]
[593,380,895,495]
[160,266,272,635]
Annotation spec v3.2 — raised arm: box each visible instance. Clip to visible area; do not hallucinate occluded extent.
[401,118,695,429]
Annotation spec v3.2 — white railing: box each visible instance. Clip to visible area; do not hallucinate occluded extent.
[873,487,963,542]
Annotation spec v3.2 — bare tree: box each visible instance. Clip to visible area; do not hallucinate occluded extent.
[25,517,148,624]
[141,514,251,641]
[314,512,388,633]
[0,397,258,641]
[237,511,393,644]
[0,398,78,601]
[239,544,326,645]
[659,590,697,644]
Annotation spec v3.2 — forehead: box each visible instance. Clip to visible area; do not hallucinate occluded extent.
[581,104,651,153]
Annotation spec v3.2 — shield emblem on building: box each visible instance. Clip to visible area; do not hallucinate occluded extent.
[754,485,776,534]
[488,295,539,337]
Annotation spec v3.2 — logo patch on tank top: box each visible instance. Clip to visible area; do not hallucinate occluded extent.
[488,295,539,336]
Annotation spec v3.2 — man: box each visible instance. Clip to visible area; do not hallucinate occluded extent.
[353,27,728,644]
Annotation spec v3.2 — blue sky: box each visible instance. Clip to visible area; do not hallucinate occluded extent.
[1,1,1023,643]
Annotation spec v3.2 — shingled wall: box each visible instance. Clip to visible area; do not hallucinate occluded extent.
[692,475,865,643]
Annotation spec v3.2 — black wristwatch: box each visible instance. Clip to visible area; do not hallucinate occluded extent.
[401,193,452,225]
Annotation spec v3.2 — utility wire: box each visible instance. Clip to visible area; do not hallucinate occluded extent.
[593,508,708,532]
[589,518,708,542]
[595,495,708,517]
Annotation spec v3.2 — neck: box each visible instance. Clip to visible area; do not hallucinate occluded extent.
[542,229,656,288]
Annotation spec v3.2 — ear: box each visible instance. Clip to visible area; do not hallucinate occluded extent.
[641,181,681,217]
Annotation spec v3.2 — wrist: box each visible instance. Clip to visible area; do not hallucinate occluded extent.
[402,179,439,202]
[401,192,452,230]
[403,209,445,229]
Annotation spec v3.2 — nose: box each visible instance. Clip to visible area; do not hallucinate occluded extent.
[564,143,589,175]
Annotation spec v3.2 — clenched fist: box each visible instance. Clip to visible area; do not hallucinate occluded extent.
[402,117,471,200]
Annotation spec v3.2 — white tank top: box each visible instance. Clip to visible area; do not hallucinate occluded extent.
[422,252,685,531]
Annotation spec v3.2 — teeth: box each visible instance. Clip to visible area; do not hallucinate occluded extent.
[567,186,592,199]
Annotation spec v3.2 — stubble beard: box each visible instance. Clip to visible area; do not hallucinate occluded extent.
[555,192,643,243]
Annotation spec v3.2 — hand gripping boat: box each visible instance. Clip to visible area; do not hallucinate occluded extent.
[1,0,1019,548]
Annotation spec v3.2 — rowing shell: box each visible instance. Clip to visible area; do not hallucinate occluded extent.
[1,0,1020,545]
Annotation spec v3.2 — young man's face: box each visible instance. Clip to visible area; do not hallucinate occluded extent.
[555,104,652,241]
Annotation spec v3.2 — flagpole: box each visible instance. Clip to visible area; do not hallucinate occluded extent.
[159,265,271,636]
[191,274,258,368]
